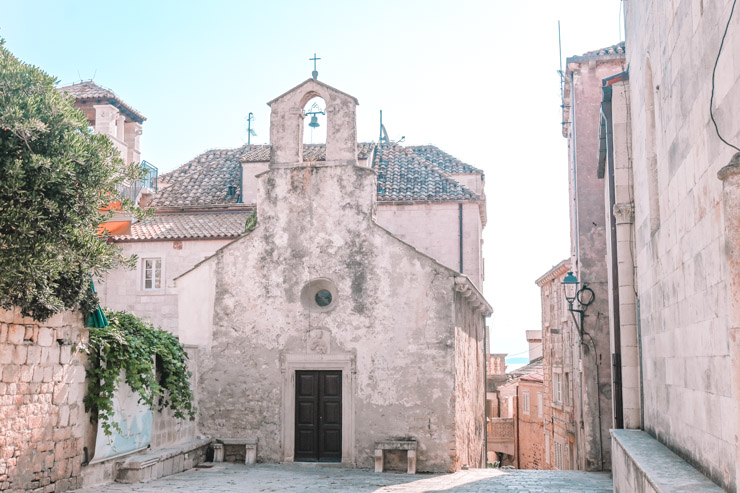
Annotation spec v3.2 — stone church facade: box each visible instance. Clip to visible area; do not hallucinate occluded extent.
[175,78,490,472]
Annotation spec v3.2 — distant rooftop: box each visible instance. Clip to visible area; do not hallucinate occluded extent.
[567,41,626,63]
[152,143,482,208]
[58,80,146,123]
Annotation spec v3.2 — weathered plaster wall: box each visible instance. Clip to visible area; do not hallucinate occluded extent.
[566,54,625,471]
[376,202,483,289]
[98,238,231,335]
[453,291,486,469]
[179,163,482,472]
[624,1,739,489]
[0,309,87,492]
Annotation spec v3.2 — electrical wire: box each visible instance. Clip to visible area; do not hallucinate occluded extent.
[710,0,740,153]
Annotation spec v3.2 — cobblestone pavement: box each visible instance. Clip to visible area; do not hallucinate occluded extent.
[77,463,613,492]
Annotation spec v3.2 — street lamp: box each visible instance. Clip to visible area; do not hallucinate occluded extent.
[561,271,594,335]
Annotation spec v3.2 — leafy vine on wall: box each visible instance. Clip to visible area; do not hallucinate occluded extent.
[81,310,196,436]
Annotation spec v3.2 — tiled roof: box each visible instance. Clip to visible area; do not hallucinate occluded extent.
[153,142,480,208]
[374,145,478,202]
[153,143,376,208]
[507,356,544,382]
[111,211,253,241]
[59,80,146,122]
[409,145,482,174]
[153,147,246,208]
[570,42,626,62]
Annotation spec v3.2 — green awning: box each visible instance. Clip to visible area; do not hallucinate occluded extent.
[86,279,108,328]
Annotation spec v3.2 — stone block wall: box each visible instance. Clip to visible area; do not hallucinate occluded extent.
[0,309,87,492]
[623,1,739,489]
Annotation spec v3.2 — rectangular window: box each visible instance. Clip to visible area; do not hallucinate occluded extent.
[554,372,562,405]
[564,373,571,406]
[522,390,530,414]
[143,258,162,290]
[537,392,543,418]
[555,441,563,470]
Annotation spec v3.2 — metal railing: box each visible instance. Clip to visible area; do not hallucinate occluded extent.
[116,160,158,203]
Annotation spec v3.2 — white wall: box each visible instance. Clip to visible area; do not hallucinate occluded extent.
[97,238,232,334]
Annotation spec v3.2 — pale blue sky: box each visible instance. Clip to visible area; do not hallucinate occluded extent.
[2,0,623,362]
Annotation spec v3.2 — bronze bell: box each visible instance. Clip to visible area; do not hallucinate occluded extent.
[308,115,320,128]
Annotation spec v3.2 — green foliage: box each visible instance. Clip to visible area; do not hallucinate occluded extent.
[0,39,141,320]
[82,310,196,436]
[244,209,257,233]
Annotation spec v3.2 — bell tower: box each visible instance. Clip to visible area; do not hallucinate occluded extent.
[267,79,359,166]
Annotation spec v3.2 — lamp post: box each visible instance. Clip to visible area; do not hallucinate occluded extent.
[561,271,594,335]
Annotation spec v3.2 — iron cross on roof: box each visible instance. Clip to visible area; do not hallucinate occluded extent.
[310,53,320,80]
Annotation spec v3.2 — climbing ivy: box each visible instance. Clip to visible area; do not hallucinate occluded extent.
[81,310,196,436]
[244,210,257,233]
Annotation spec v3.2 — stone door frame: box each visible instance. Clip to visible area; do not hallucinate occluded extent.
[280,353,356,466]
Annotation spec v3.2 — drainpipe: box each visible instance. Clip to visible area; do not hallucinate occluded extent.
[515,384,520,469]
[483,314,488,467]
[604,96,624,429]
[459,203,464,273]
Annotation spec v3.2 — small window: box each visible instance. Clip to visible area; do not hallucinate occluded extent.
[554,373,562,405]
[555,441,564,470]
[143,258,162,290]
[522,390,530,414]
[537,392,543,418]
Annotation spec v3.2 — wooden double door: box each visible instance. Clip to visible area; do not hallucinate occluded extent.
[294,370,342,462]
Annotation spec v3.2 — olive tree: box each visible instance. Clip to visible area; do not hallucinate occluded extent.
[0,40,139,320]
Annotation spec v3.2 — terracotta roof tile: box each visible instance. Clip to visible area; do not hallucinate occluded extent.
[409,145,482,174]
[374,145,478,202]
[58,80,146,122]
[111,211,253,241]
[154,142,480,208]
[507,356,544,382]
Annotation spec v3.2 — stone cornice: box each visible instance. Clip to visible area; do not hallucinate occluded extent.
[717,152,740,181]
[613,202,635,224]
[454,276,493,316]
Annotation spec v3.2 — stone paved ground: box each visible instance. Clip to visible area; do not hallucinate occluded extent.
[77,463,614,492]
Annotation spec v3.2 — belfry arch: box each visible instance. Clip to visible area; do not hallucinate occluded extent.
[267,79,359,165]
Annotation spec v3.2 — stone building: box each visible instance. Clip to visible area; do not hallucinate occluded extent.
[536,260,578,471]
[172,78,491,472]
[595,1,740,491]
[494,358,545,469]
[561,43,626,471]
[59,81,145,166]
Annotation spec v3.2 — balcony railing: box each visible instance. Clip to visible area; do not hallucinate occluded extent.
[116,160,158,204]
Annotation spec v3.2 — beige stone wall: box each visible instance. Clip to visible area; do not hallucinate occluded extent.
[453,291,486,469]
[97,238,232,335]
[537,262,580,470]
[624,1,739,489]
[376,202,483,289]
[179,163,486,472]
[0,309,87,492]
[517,380,545,470]
[565,53,626,471]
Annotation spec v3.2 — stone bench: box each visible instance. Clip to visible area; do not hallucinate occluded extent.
[116,436,211,483]
[214,437,258,465]
[611,430,724,492]
[374,440,417,474]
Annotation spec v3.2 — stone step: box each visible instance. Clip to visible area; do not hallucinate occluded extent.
[115,437,212,484]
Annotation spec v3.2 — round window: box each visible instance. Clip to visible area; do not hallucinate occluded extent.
[315,289,332,307]
[300,278,338,313]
